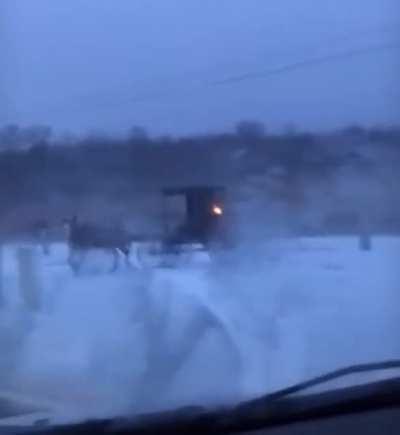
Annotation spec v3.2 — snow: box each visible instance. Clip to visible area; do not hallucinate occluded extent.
[0,235,399,423]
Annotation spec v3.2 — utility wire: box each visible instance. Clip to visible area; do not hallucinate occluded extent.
[96,40,400,109]
[210,41,400,86]
[23,39,400,116]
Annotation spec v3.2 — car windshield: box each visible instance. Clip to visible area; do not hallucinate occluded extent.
[1,0,399,426]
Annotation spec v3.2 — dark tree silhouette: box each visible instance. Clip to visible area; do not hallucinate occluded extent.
[235,120,265,139]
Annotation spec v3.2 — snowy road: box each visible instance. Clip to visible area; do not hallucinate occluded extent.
[0,235,399,422]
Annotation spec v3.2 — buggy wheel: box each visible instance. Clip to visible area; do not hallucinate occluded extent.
[68,248,85,275]
[109,248,120,273]
[136,241,164,269]
[162,242,204,268]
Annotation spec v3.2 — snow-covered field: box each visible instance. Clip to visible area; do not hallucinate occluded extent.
[0,235,399,423]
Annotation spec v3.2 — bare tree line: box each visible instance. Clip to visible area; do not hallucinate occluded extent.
[0,122,398,237]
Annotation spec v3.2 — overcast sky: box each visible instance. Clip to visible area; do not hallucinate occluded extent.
[2,0,400,136]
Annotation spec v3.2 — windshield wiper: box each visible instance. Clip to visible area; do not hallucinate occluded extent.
[9,359,400,435]
[241,359,400,408]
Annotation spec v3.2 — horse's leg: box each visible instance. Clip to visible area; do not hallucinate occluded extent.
[68,248,84,275]
[67,247,74,268]
[77,250,87,274]
[121,246,132,269]
[125,253,132,269]
[114,246,132,270]
[110,248,119,273]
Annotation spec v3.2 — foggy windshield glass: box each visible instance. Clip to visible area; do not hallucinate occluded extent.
[0,0,399,425]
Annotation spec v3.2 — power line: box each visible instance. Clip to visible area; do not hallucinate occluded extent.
[210,41,400,86]
[24,39,400,116]
[55,21,400,107]
[99,40,400,109]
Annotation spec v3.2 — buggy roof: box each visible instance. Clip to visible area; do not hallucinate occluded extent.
[162,186,225,196]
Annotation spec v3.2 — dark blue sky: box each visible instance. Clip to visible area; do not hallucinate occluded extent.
[2,0,400,135]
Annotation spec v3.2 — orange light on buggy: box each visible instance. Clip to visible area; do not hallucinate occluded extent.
[212,205,223,216]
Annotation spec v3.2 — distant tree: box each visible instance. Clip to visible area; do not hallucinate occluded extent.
[368,125,400,145]
[58,131,78,146]
[283,122,297,137]
[235,120,265,139]
[84,129,109,142]
[158,135,173,145]
[28,142,50,163]
[341,125,366,137]
[0,124,20,149]
[129,125,149,142]
[0,124,53,150]
[22,125,52,147]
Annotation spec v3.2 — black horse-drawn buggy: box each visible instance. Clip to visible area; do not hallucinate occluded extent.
[65,185,231,271]
[137,185,230,267]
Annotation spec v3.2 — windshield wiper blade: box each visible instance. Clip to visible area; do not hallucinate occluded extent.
[15,360,400,435]
[242,359,400,409]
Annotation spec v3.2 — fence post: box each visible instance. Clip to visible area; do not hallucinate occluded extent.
[358,218,372,251]
[359,232,372,251]
[16,246,41,312]
[39,228,50,256]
